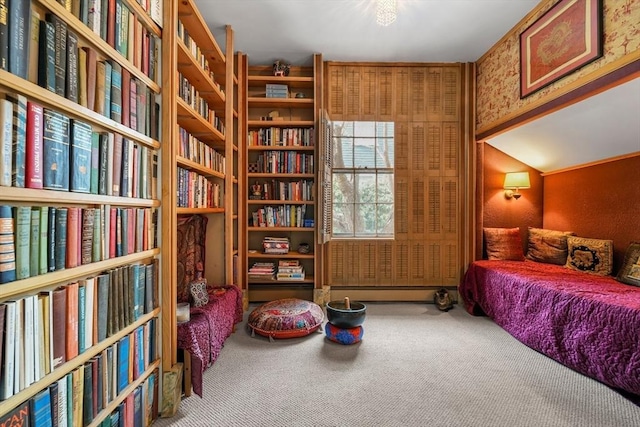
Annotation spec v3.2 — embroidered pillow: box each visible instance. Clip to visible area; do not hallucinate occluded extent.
[189,279,209,307]
[526,227,575,265]
[483,227,524,261]
[616,242,640,287]
[565,236,613,276]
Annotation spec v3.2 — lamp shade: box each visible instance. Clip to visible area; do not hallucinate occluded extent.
[503,172,530,189]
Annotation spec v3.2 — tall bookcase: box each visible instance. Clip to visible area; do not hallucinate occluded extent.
[161,0,238,374]
[240,54,323,304]
[0,0,163,425]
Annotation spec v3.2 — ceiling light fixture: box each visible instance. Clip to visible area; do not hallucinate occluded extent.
[376,0,397,27]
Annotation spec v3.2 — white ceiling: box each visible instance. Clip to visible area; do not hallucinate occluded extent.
[196,0,640,173]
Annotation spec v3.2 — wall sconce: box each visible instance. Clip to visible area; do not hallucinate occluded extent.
[504,172,530,200]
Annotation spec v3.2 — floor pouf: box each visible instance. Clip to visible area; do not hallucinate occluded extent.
[325,322,364,345]
[248,298,324,339]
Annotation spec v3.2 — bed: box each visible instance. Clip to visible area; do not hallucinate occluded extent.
[460,259,640,398]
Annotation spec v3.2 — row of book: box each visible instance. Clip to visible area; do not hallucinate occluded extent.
[176,19,222,91]
[0,273,158,401]
[178,72,226,136]
[178,126,226,174]
[0,205,157,284]
[247,262,276,280]
[177,167,223,209]
[250,205,310,229]
[0,339,159,427]
[0,97,158,199]
[265,84,289,99]
[255,151,315,174]
[262,236,290,254]
[251,179,314,201]
[248,127,315,147]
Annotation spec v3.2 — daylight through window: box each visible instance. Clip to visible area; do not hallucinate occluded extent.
[331,121,394,238]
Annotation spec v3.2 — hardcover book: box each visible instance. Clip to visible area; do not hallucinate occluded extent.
[117,334,130,393]
[110,61,122,124]
[7,93,27,188]
[65,206,79,269]
[7,0,31,80]
[0,205,16,284]
[27,11,41,84]
[30,387,52,427]
[29,208,40,277]
[90,132,99,194]
[25,101,44,188]
[77,47,88,108]
[43,109,70,191]
[0,300,15,399]
[12,206,31,280]
[51,286,67,369]
[69,119,92,193]
[38,19,56,92]
[66,30,79,103]
[97,132,109,195]
[81,208,94,265]
[96,273,109,342]
[46,13,67,97]
[0,0,7,70]
[38,206,48,275]
[65,282,79,361]
[0,98,13,186]
[83,46,97,112]
[54,207,67,271]
[82,362,94,426]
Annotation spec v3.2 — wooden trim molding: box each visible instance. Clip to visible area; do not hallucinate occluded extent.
[541,151,640,176]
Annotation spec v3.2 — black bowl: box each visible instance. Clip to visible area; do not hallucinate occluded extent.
[326,300,367,328]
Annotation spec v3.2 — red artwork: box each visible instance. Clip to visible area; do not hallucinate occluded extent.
[520,0,603,98]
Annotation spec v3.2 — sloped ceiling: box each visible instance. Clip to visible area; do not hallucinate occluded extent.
[195,0,640,172]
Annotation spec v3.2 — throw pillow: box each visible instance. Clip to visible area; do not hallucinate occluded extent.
[616,242,640,287]
[526,227,575,265]
[565,236,613,276]
[189,279,209,307]
[483,227,524,261]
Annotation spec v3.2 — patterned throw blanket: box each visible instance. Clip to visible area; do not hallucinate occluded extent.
[460,260,640,398]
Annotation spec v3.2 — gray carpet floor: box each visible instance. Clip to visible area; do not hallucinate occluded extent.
[155,303,640,427]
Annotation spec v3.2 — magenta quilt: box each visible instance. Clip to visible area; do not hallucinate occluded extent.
[460,260,640,398]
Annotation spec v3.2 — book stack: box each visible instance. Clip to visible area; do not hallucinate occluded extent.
[265,84,288,98]
[276,260,304,281]
[247,262,275,280]
[262,236,289,254]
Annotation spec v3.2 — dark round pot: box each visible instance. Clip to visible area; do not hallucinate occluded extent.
[326,300,367,328]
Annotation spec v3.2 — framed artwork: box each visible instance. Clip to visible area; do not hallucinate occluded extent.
[519,0,603,98]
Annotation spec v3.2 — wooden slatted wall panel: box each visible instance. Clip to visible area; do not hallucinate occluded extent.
[377,241,394,286]
[359,241,377,285]
[325,63,462,289]
[345,66,361,119]
[361,67,378,120]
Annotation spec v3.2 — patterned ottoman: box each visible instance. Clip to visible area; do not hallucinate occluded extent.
[325,322,364,345]
[248,298,324,339]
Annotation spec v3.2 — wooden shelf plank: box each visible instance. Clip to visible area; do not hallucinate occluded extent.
[176,156,225,178]
[247,97,314,109]
[248,173,315,179]
[247,200,314,205]
[0,249,160,300]
[247,145,315,151]
[0,186,160,207]
[176,98,225,142]
[247,226,314,232]
[248,75,314,89]
[248,120,314,128]
[247,251,315,259]
[177,207,225,214]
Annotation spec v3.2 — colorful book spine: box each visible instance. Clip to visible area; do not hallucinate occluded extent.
[43,109,70,191]
[0,205,16,283]
[0,98,13,186]
[12,206,30,280]
[7,0,30,80]
[25,101,44,188]
[69,119,92,193]
[46,13,67,97]
[38,19,56,92]
[8,93,27,188]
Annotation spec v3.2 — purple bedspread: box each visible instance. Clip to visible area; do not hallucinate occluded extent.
[177,285,243,397]
[460,260,640,397]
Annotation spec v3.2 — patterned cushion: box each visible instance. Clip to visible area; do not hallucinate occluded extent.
[616,242,640,287]
[248,298,324,339]
[325,323,363,345]
[565,236,613,276]
[483,227,524,261]
[190,279,209,307]
[526,227,575,265]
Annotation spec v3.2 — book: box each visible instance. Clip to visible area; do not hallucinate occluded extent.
[66,29,79,103]
[65,206,79,269]
[37,20,55,92]
[71,366,84,426]
[92,208,101,262]
[90,132,99,194]
[82,362,93,426]
[46,13,67,97]
[77,283,86,354]
[65,282,79,361]
[56,376,68,427]
[25,101,44,189]
[103,60,112,118]
[69,119,92,193]
[12,206,31,280]
[23,295,36,387]
[81,208,94,265]
[29,208,40,276]
[38,290,53,375]
[81,277,95,350]
[77,47,88,108]
[7,93,27,188]
[87,0,101,36]
[0,0,7,71]
[54,207,67,271]
[83,46,97,111]
[0,98,13,186]
[30,387,52,426]
[96,273,109,343]
[0,205,16,284]
[110,62,122,123]
[46,207,56,272]
[13,298,23,393]
[49,380,58,427]
[0,300,15,399]
[51,287,67,369]
[94,60,106,115]
[27,10,41,84]
[121,68,130,127]
[97,132,109,195]
[119,137,130,197]
[117,334,130,393]
[38,207,48,275]
[111,133,122,196]
[43,109,70,191]
[0,303,4,377]
[7,0,30,80]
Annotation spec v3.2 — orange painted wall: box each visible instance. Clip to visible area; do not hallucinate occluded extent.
[482,144,543,256]
[543,156,640,272]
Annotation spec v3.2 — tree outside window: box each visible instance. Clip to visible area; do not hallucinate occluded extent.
[331,121,394,238]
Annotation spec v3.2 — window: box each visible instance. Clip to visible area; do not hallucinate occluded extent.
[331,121,394,238]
